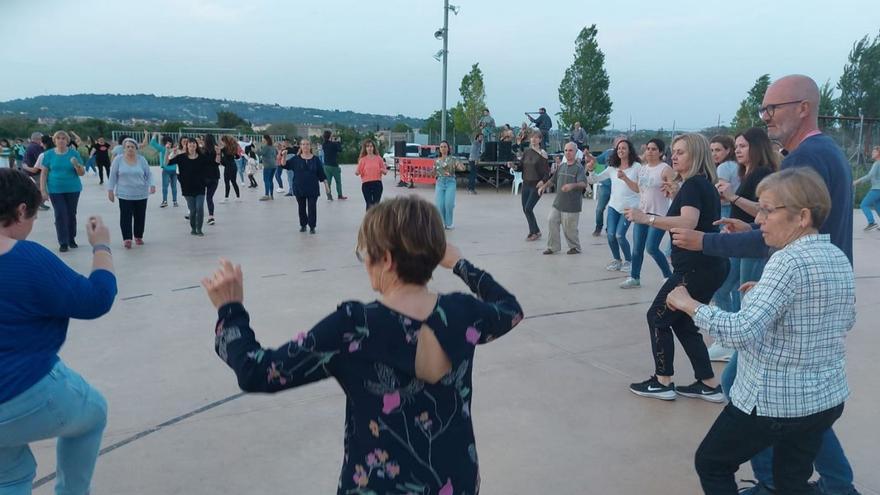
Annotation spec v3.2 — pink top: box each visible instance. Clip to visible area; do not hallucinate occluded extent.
[357,155,387,182]
[638,161,672,215]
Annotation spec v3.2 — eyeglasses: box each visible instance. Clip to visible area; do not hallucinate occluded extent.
[756,204,787,217]
[757,100,803,119]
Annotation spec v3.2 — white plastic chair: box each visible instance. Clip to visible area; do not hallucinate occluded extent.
[511,170,523,195]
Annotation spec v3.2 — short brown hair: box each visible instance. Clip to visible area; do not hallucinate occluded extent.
[357,195,445,285]
[0,169,42,227]
[756,167,831,228]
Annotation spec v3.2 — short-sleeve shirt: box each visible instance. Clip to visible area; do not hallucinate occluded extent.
[551,161,587,213]
[41,148,83,194]
[668,174,722,272]
[731,166,774,223]
[92,142,112,166]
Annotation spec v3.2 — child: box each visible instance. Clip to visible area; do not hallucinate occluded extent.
[245,149,259,188]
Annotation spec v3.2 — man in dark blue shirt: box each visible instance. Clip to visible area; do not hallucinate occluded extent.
[671,74,857,495]
[21,132,50,211]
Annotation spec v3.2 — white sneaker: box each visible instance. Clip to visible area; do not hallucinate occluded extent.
[707,341,734,362]
[221,198,228,203]
[619,277,641,289]
[619,261,632,272]
[605,259,622,271]
[276,187,285,193]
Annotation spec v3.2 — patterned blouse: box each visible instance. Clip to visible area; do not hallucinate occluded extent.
[214,259,523,494]
[434,156,462,178]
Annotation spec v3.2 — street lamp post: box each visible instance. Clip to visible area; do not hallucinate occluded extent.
[435,1,458,143]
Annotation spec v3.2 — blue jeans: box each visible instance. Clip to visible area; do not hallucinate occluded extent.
[274,167,284,188]
[713,257,742,312]
[0,360,107,495]
[720,204,732,219]
[161,170,178,203]
[84,156,96,173]
[286,170,294,195]
[740,257,766,286]
[236,158,246,183]
[594,180,611,229]
[860,188,880,224]
[435,176,456,227]
[720,354,854,493]
[48,192,80,247]
[606,207,631,261]
[263,168,275,197]
[468,160,477,192]
[630,223,671,279]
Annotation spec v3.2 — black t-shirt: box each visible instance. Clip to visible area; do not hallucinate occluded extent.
[668,174,724,272]
[322,141,341,166]
[168,153,212,196]
[730,166,774,223]
[92,143,111,165]
[202,150,220,179]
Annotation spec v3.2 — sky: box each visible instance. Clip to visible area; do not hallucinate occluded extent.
[1,0,877,131]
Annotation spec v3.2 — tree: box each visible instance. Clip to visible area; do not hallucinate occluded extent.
[557,24,612,135]
[423,110,454,139]
[819,79,837,117]
[457,64,487,138]
[391,122,411,133]
[731,74,771,131]
[216,110,250,130]
[837,31,880,119]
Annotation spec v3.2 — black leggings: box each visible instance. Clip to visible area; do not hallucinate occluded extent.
[248,175,258,187]
[118,198,147,240]
[224,169,240,198]
[205,179,219,215]
[96,162,110,183]
[647,263,728,380]
[296,195,318,229]
[362,181,383,209]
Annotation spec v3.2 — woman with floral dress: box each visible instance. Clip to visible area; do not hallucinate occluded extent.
[203,195,522,494]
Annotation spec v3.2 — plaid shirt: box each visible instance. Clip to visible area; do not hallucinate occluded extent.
[693,234,854,418]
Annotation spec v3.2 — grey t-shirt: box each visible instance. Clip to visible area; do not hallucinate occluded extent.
[259,144,277,169]
[551,161,587,212]
[468,139,482,161]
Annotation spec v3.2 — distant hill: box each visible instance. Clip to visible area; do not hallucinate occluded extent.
[0,94,425,128]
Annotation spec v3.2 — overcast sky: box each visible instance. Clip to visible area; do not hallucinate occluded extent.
[1,0,877,131]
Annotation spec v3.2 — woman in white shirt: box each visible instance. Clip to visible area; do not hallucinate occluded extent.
[588,139,641,271]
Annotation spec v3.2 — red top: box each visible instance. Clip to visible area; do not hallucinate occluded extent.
[357,155,387,182]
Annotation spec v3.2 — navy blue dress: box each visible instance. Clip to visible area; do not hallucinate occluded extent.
[214,259,522,494]
[288,155,326,198]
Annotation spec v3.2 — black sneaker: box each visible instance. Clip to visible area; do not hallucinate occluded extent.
[309,228,316,234]
[299,226,307,232]
[207,217,215,225]
[629,376,676,401]
[59,244,69,253]
[676,380,725,403]
[160,201,168,208]
[68,241,78,249]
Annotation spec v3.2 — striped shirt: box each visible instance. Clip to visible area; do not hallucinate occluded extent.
[693,234,854,418]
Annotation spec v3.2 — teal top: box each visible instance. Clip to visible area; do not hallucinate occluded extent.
[41,148,83,194]
[855,161,880,190]
[150,138,174,172]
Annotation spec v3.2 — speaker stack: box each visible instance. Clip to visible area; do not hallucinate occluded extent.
[497,141,513,161]
[394,140,407,157]
[481,141,498,162]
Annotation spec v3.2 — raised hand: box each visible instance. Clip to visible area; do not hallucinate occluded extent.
[202,259,244,309]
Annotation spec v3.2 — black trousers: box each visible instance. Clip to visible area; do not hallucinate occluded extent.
[362,181,383,209]
[647,263,728,380]
[205,178,219,215]
[224,167,239,198]
[48,192,79,246]
[521,183,541,235]
[118,198,147,240]
[695,403,844,495]
[296,195,318,228]
[96,162,110,183]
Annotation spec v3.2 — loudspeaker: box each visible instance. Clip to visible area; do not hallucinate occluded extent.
[497,141,513,161]
[394,140,406,157]
[481,141,498,162]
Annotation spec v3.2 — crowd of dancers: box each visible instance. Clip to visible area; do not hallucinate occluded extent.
[0,74,872,495]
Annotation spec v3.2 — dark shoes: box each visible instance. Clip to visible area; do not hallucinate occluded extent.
[629,376,676,401]
[542,249,554,255]
[59,244,68,253]
[566,248,580,254]
[675,381,725,403]
[299,226,307,232]
[68,241,78,249]
[309,228,316,234]
[592,227,602,237]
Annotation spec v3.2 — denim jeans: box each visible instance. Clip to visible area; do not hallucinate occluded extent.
[184,194,205,233]
[713,257,742,312]
[721,353,855,493]
[435,176,457,227]
[521,183,541,235]
[630,223,671,279]
[606,207,632,261]
[161,170,178,203]
[286,170,294,195]
[468,160,477,191]
[720,203,732,219]
[48,192,80,247]
[236,157,246,183]
[740,257,766,287]
[859,188,880,224]
[274,167,284,188]
[696,402,844,495]
[0,360,107,495]
[263,168,275,197]
[84,156,96,173]
[594,180,611,229]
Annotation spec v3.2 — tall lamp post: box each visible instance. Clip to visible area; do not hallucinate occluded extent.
[434,1,459,142]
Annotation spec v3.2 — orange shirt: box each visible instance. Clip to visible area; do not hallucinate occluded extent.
[357,155,386,182]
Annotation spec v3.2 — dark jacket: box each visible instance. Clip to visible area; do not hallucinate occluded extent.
[288,155,326,197]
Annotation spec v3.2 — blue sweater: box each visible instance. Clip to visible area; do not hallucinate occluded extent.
[703,134,853,265]
[0,240,117,404]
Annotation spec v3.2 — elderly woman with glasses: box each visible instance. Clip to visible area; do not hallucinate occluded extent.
[202,195,522,494]
[665,167,854,495]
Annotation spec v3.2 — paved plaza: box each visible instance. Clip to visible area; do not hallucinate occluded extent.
[23,169,880,494]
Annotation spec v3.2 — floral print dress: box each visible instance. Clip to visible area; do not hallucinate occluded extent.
[214,259,523,495]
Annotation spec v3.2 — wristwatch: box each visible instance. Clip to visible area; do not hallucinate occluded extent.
[92,244,112,255]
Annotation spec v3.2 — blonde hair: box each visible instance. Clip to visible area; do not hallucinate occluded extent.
[672,133,717,183]
[356,195,445,285]
[52,130,70,141]
[756,167,831,228]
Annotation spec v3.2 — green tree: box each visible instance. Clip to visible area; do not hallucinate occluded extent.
[731,74,771,131]
[265,122,299,139]
[216,110,250,130]
[391,122,411,133]
[423,110,454,140]
[457,64,487,138]
[557,24,612,135]
[819,79,837,117]
[837,31,880,119]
